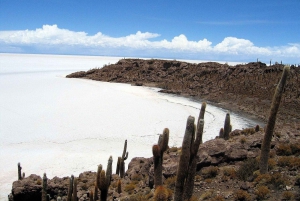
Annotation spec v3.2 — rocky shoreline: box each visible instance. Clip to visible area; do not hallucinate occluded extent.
[66,59,300,124]
[9,59,300,201]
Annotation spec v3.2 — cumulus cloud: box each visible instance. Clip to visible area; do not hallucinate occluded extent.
[0,24,299,62]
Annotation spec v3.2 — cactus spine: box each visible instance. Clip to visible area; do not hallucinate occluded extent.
[175,102,206,201]
[223,113,231,140]
[260,66,290,174]
[117,140,128,178]
[152,128,169,187]
[42,173,48,201]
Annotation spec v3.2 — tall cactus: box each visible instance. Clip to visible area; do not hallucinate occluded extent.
[67,175,74,201]
[72,177,78,201]
[260,66,290,174]
[98,156,113,201]
[174,116,195,201]
[17,163,22,180]
[95,165,102,201]
[175,102,206,201]
[152,128,169,187]
[42,173,48,201]
[223,113,231,140]
[117,140,128,178]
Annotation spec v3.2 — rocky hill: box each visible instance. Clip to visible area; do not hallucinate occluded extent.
[67,59,300,123]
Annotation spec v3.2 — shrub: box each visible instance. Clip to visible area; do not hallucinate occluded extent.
[276,144,292,156]
[131,173,143,181]
[241,128,255,135]
[240,137,246,144]
[254,174,271,186]
[268,158,276,170]
[201,166,219,179]
[255,186,270,200]
[270,172,286,189]
[290,142,300,155]
[208,195,225,201]
[164,176,176,189]
[223,167,237,179]
[199,189,214,200]
[237,158,259,181]
[124,182,136,194]
[233,190,251,201]
[278,156,300,169]
[282,191,294,200]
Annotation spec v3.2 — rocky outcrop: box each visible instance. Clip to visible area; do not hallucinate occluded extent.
[67,59,300,125]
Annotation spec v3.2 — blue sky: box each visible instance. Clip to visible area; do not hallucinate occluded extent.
[0,0,299,64]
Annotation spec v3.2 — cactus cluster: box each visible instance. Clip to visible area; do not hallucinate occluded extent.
[174,102,206,201]
[152,128,169,187]
[93,156,113,201]
[116,140,128,178]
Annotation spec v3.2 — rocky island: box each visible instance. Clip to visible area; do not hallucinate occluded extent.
[9,59,300,201]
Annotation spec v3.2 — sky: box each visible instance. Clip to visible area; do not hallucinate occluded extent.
[0,0,299,64]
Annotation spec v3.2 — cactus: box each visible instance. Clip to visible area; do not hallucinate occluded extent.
[117,140,128,178]
[72,177,77,201]
[117,179,122,194]
[152,128,169,187]
[17,163,22,180]
[260,66,290,174]
[42,173,48,201]
[93,182,98,201]
[175,102,206,201]
[154,185,169,201]
[95,165,102,201]
[89,190,94,201]
[98,156,113,201]
[174,116,195,201]
[255,125,260,132]
[219,128,224,138]
[67,175,74,201]
[223,113,231,140]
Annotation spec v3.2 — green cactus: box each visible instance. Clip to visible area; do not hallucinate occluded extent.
[117,140,128,178]
[223,113,231,140]
[93,182,98,201]
[42,173,48,201]
[260,66,290,174]
[152,128,169,187]
[175,102,206,201]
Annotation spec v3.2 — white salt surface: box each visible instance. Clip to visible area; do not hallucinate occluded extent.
[0,54,260,200]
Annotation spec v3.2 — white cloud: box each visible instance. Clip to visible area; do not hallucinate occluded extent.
[0,24,299,62]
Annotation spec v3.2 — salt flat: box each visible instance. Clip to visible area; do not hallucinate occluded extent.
[0,54,259,200]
